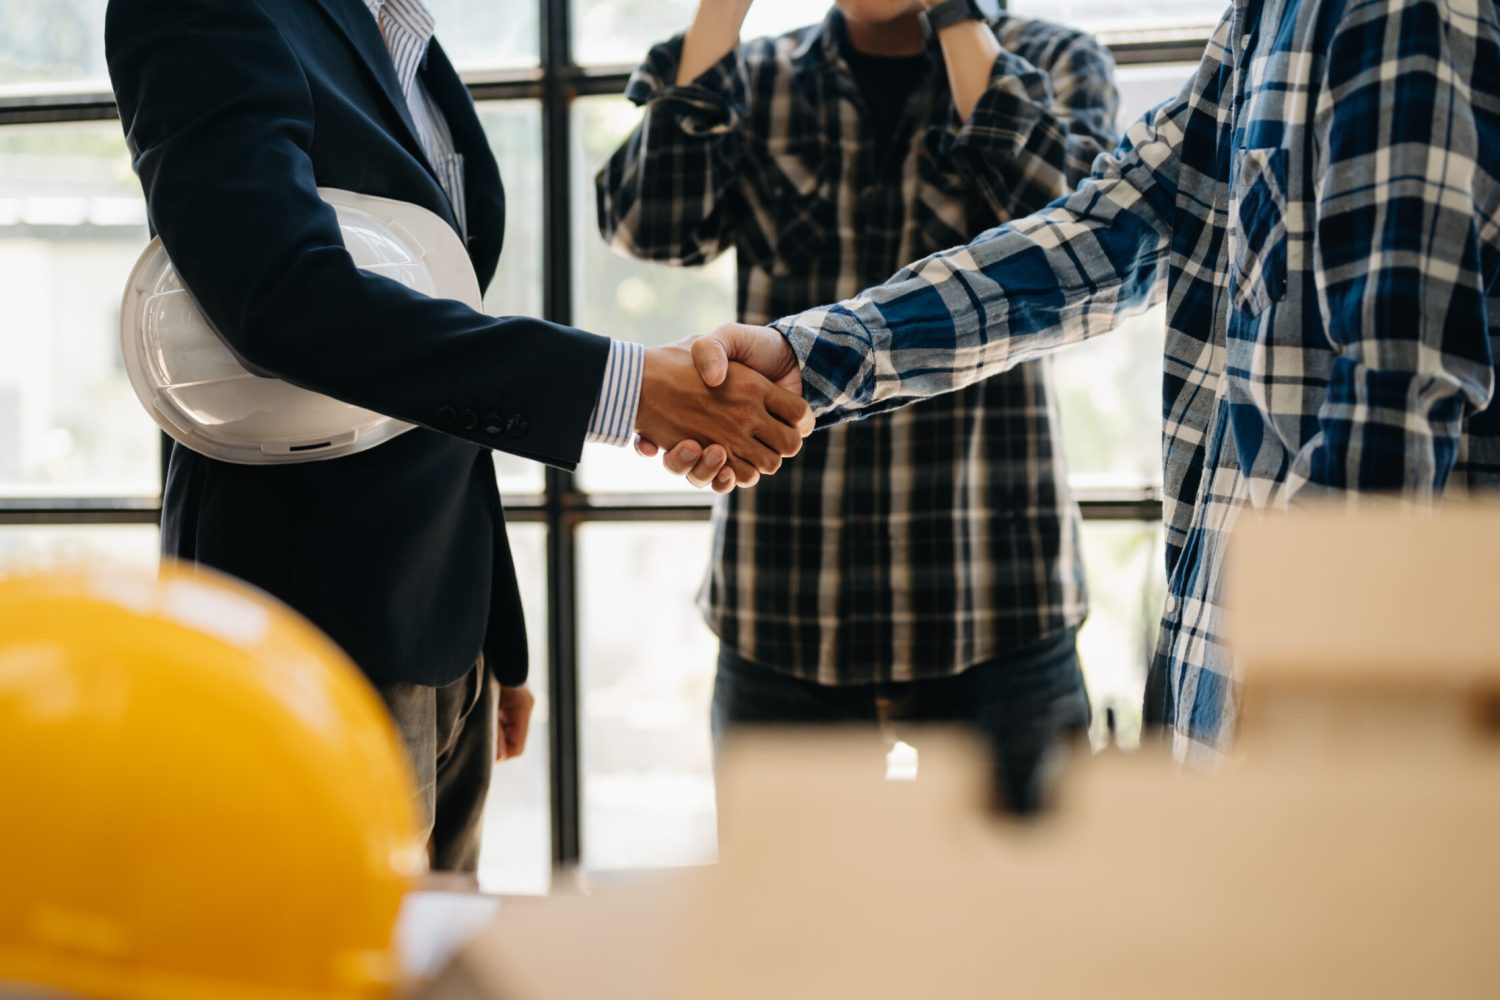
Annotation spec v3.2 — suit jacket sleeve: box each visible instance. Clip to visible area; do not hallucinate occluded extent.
[106,0,609,470]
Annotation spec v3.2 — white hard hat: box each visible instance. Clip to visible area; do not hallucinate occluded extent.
[120,188,482,465]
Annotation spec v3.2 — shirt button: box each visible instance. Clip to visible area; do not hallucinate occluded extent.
[437,405,457,427]
[1164,595,1179,614]
[505,414,529,438]
[459,408,478,431]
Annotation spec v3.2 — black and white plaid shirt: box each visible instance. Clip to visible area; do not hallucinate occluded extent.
[598,9,1119,684]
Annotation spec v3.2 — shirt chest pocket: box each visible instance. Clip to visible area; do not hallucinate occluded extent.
[1229,146,1289,317]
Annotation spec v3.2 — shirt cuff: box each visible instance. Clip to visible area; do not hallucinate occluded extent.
[584,340,645,447]
[625,35,748,135]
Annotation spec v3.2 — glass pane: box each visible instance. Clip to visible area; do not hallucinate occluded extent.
[572,0,1214,70]
[478,523,552,894]
[0,122,158,496]
[0,0,535,93]
[1051,66,1193,487]
[571,95,736,493]
[1115,62,1199,131]
[579,522,719,871]
[1077,519,1165,749]
[427,0,538,71]
[1051,309,1165,486]
[0,1,109,92]
[1008,0,1227,35]
[0,524,158,574]
[475,101,547,495]
[574,0,816,67]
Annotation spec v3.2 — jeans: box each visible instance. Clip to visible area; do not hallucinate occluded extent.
[712,630,1089,813]
[377,659,496,874]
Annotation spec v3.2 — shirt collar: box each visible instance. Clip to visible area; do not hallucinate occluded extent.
[363,0,436,48]
[795,9,945,77]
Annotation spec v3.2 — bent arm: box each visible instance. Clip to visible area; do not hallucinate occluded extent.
[108,0,609,469]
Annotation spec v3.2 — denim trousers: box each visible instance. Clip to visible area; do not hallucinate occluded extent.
[712,629,1089,813]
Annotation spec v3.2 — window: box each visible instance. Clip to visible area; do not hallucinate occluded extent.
[478,524,552,894]
[0,1,109,93]
[0,524,158,573]
[5,0,1203,884]
[476,100,547,495]
[573,0,815,68]
[1008,0,1226,35]
[0,122,155,496]
[426,0,539,71]
[579,522,719,870]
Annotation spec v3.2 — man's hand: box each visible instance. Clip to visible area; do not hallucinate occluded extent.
[636,324,806,489]
[687,323,800,392]
[496,685,535,762]
[635,340,812,490]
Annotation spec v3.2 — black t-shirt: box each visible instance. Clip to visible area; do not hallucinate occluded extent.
[839,40,933,170]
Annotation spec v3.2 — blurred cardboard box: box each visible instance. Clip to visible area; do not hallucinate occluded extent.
[420,503,1500,1000]
[1229,501,1500,750]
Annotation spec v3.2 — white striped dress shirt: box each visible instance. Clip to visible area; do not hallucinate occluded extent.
[364,0,642,446]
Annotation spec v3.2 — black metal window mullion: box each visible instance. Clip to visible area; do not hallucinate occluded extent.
[539,0,585,871]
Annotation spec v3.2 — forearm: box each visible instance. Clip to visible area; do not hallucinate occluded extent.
[935,26,1119,218]
[781,183,1168,420]
[776,62,1197,420]
[926,15,1002,122]
[598,30,751,263]
[677,0,753,85]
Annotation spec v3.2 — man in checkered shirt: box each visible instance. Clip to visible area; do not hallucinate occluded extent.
[598,0,1120,809]
[681,0,1500,764]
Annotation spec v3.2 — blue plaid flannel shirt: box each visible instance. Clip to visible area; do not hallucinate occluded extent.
[774,0,1500,760]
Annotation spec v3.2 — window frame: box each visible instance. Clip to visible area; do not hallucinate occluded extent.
[0,0,1194,870]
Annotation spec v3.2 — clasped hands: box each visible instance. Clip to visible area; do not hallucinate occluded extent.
[635,323,807,492]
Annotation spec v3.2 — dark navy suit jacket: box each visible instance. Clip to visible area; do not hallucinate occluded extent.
[105,0,610,688]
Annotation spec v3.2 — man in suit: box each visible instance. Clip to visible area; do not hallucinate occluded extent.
[105,0,812,872]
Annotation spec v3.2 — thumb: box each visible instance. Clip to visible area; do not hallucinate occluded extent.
[690,333,732,388]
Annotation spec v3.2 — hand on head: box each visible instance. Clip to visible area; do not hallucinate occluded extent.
[635,324,809,492]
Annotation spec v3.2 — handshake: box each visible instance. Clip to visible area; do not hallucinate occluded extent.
[635,323,808,493]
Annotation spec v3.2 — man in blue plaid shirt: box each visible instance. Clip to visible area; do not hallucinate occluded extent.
[679,0,1500,763]
[599,0,1120,808]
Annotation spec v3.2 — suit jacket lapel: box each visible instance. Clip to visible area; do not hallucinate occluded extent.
[307,0,429,168]
[420,40,505,285]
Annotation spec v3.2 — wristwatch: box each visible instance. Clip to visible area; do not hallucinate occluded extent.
[919,0,1003,39]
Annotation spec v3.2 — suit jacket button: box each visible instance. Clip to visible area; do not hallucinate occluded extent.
[483,412,505,436]
[505,414,528,438]
[437,405,458,427]
[460,408,478,431]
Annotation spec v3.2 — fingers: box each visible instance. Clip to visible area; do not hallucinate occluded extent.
[661,440,702,475]
[756,387,813,457]
[686,444,730,488]
[505,707,532,759]
[765,385,816,439]
[691,335,730,388]
[634,436,660,458]
[726,456,760,490]
[713,467,736,493]
[497,687,535,762]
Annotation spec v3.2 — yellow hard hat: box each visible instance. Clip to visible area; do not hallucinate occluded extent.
[0,562,427,1000]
